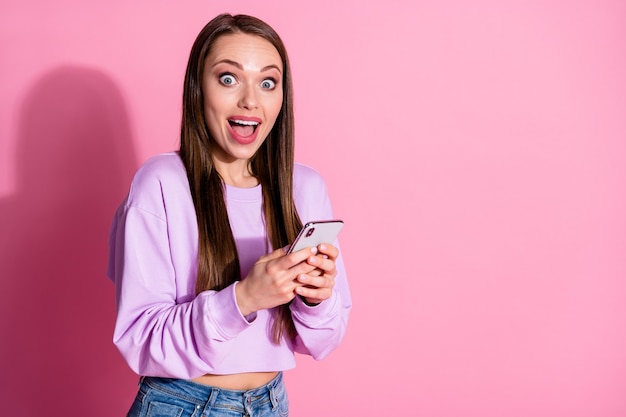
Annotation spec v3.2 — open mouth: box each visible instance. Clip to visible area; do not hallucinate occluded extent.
[228,119,259,138]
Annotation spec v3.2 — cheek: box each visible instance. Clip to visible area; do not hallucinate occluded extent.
[202,83,229,121]
[203,103,216,124]
[203,103,224,138]
[268,95,284,120]
[203,90,228,123]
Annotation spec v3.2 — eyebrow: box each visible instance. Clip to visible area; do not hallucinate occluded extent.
[212,59,282,73]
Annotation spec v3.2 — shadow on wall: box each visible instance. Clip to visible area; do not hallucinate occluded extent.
[0,66,139,416]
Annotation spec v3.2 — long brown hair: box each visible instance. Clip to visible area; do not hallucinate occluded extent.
[179,14,302,343]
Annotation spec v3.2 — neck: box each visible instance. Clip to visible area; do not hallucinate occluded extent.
[213,158,258,188]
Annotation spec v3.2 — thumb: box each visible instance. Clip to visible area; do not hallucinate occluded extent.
[257,245,290,263]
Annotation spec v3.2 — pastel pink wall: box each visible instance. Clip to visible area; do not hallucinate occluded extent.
[1,1,625,416]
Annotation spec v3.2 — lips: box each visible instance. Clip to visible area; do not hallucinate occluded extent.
[227,116,261,145]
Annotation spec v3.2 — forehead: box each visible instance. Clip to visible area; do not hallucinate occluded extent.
[206,33,283,70]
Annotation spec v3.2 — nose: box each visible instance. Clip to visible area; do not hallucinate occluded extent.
[238,84,258,110]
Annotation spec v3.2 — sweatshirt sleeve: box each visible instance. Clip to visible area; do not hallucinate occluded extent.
[107,160,252,379]
[289,165,352,359]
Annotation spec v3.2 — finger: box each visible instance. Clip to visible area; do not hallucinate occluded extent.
[257,246,289,264]
[317,243,339,260]
[288,259,320,278]
[282,246,319,270]
[296,273,335,290]
[295,285,333,303]
[257,246,316,272]
[307,268,323,277]
[306,254,336,275]
[291,245,318,258]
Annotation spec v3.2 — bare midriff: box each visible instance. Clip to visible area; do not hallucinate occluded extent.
[192,372,279,391]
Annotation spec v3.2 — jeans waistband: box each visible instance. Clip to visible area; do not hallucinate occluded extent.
[141,372,284,406]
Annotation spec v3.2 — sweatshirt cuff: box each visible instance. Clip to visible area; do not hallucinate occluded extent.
[290,291,339,322]
[203,282,254,339]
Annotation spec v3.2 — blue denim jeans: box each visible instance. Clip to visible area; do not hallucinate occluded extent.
[127,372,289,417]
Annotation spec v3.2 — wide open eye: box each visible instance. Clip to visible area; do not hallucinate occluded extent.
[260,78,276,90]
[219,73,237,86]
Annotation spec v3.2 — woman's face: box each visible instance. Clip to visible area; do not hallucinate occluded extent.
[202,33,284,172]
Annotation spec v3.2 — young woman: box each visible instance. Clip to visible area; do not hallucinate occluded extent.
[107,13,351,417]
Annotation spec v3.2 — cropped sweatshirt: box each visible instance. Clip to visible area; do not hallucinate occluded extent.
[107,152,351,379]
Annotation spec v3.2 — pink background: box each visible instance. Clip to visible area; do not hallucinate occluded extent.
[1,1,625,416]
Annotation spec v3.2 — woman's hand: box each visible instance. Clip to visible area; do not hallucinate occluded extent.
[294,243,339,306]
[235,246,319,316]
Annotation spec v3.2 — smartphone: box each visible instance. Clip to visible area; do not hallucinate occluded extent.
[287,220,344,254]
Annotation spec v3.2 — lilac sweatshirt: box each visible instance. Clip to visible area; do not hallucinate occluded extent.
[107,152,351,378]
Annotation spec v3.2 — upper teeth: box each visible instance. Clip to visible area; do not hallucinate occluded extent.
[231,120,259,126]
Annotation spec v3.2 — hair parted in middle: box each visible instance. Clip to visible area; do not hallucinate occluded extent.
[179,13,302,343]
